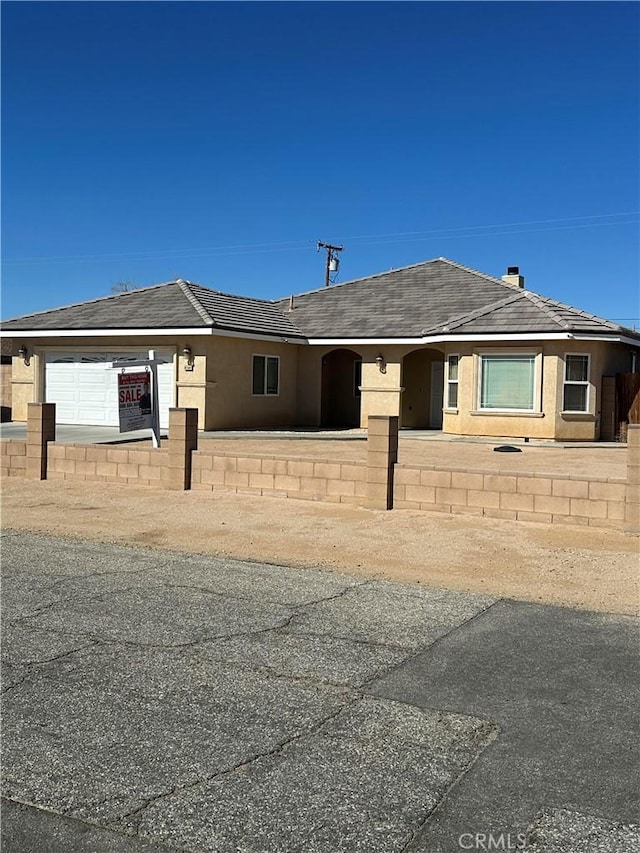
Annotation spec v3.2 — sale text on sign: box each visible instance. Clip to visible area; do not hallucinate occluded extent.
[118,371,153,433]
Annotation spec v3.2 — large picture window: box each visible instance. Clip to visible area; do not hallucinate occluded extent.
[479,354,536,411]
[563,354,589,412]
[252,355,279,395]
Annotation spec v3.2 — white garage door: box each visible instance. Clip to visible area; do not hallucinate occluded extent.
[45,351,175,428]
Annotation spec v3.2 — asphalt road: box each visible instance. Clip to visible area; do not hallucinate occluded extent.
[1,532,638,852]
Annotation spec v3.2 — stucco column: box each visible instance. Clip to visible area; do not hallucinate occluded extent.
[626,424,640,534]
[168,408,199,490]
[26,403,56,480]
[367,415,398,510]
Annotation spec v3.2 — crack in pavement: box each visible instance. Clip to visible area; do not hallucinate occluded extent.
[1,643,100,694]
[3,566,151,608]
[1,581,374,706]
[1,673,31,696]
[10,571,367,625]
[186,657,360,692]
[398,720,500,853]
[10,586,167,625]
[280,627,429,652]
[115,693,364,837]
[1,798,192,853]
[358,599,502,690]
[2,640,101,670]
[2,536,509,852]
[158,580,365,608]
[10,578,372,651]
[399,724,501,853]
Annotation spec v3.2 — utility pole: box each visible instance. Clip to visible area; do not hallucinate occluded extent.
[317,241,344,287]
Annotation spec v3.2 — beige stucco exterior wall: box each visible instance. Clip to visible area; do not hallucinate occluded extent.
[175,339,208,426]
[359,346,405,427]
[296,344,431,429]
[297,344,443,429]
[359,345,447,428]
[352,340,638,441]
[9,352,38,422]
[8,334,638,439]
[440,340,638,441]
[202,336,299,430]
[440,343,557,440]
[9,334,301,430]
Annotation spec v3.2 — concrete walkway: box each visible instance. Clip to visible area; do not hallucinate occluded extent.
[2,533,638,852]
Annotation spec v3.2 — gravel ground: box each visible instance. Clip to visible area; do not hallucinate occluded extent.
[2,477,638,615]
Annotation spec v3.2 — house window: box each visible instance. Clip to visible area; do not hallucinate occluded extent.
[563,354,590,412]
[479,353,536,411]
[353,359,362,398]
[252,355,279,395]
[447,355,459,408]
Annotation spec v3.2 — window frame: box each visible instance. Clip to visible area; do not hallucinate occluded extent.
[252,354,280,397]
[446,354,459,409]
[562,352,590,414]
[476,350,540,413]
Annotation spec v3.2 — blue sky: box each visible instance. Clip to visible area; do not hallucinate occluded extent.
[2,1,639,325]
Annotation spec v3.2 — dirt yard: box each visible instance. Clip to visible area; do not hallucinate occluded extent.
[2,474,638,617]
[116,433,629,480]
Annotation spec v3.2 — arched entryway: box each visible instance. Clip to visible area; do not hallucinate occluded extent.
[321,348,362,427]
[401,348,445,429]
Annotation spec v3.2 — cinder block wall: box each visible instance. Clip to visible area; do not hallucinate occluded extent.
[191,451,367,504]
[394,464,627,529]
[46,444,170,486]
[0,435,632,531]
[1,440,26,477]
[626,425,640,533]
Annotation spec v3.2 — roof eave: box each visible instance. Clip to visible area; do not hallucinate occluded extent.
[0,327,217,338]
[306,331,640,346]
[0,325,309,343]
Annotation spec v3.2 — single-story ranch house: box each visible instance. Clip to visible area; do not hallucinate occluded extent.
[2,257,638,441]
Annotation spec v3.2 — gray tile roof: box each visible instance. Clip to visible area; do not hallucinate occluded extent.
[185,284,303,338]
[1,282,203,331]
[422,287,635,336]
[278,259,524,337]
[2,259,636,343]
[279,258,639,340]
[1,280,305,340]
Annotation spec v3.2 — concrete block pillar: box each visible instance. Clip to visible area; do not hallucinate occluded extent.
[26,403,56,480]
[168,408,199,490]
[367,415,398,510]
[626,424,640,534]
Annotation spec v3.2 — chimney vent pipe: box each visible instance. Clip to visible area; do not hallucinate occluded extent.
[502,266,525,289]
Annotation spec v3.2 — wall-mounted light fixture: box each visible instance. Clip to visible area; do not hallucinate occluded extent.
[182,345,194,372]
[375,353,386,374]
[18,345,29,365]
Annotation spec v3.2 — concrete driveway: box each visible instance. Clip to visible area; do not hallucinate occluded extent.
[1,532,638,852]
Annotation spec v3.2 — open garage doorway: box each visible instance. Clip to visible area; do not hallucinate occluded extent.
[321,348,362,428]
[401,348,445,429]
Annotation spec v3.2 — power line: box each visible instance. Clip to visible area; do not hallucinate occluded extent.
[2,238,316,264]
[344,211,640,241]
[351,219,640,248]
[2,212,638,266]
